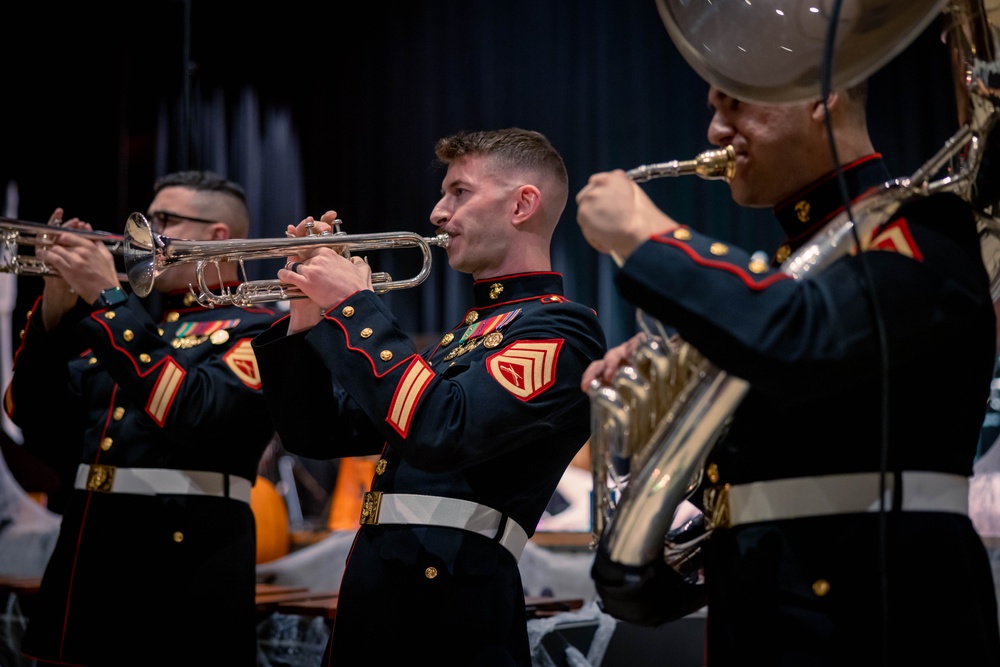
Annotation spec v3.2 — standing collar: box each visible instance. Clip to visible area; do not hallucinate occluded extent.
[773,154,891,244]
[470,272,564,307]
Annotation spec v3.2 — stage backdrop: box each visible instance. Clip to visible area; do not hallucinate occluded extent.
[4,1,958,346]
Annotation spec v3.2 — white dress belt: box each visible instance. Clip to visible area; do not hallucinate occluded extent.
[726,471,969,527]
[360,492,529,562]
[74,463,252,504]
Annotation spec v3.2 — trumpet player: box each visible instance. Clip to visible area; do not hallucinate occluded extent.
[252,128,607,665]
[577,83,1000,665]
[5,171,279,666]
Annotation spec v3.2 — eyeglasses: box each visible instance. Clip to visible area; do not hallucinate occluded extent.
[146,210,219,234]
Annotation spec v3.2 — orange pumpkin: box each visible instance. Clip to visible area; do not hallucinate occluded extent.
[328,456,378,531]
[251,476,291,564]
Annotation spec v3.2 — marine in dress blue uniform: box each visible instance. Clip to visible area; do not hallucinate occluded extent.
[252,271,605,665]
[611,154,1000,664]
[6,286,278,666]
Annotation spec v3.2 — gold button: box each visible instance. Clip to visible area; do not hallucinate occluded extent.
[113,407,125,421]
[360,327,373,338]
[173,531,184,543]
[795,200,811,223]
[123,329,134,342]
[379,350,393,361]
[375,459,387,475]
[139,353,151,363]
[775,245,791,264]
[342,306,355,317]
[26,310,32,319]
[158,328,165,336]
[104,311,116,320]
[748,259,768,274]
[441,333,454,346]
[673,228,692,241]
[424,566,438,579]
[464,311,479,324]
[18,329,24,340]
[812,579,830,597]
[166,312,180,322]
[183,293,198,307]
[709,242,729,256]
[88,357,98,365]
[100,437,113,451]
[707,463,720,484]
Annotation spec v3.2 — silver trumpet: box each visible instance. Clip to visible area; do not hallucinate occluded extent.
[0,216,126,278]
[123,212,450,308]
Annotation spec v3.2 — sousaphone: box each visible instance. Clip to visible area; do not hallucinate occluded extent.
[589,0,1000,625]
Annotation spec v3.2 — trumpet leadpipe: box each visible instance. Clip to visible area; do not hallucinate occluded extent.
[626,145,736,183]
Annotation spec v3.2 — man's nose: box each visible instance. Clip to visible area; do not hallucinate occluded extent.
[430,200,448,227]
[707,111,732,148]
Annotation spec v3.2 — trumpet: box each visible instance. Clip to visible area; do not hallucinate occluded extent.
[0,216,126,278]
[625,145,736,183]
[123,212,451,308]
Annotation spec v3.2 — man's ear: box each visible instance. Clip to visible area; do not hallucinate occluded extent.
[209,223,231,241]
[811,92,840,122]
[512,185,541,225]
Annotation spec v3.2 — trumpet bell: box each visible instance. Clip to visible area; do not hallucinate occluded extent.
[124,212,157,297]
[655,0,948,103]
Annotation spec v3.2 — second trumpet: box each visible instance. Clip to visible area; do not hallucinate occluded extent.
[123,213,450,308]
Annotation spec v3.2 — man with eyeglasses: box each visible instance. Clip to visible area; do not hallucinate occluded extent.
[5,170,279,666]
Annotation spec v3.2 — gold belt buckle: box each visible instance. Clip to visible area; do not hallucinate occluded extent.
[86,464,116,493]
[359,491,383,525]
[703,483,731,530]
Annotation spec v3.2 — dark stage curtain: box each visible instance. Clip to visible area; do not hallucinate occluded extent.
[3,1,959,347]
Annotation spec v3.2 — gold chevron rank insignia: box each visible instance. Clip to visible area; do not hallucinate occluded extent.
[862,219,924,261]
[387,357,434,437]
[223,338,262,389]
[486,339,563,401]
[148,358,185,426]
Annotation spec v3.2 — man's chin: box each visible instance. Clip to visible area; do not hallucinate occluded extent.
[730,188,773,209]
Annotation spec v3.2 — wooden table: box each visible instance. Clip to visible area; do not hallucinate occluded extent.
[255,583,338,618]
[1,578,582,622]
[256,582,583,621]
[0,575,41,596]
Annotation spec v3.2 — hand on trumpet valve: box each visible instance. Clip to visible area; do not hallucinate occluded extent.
[48,207,64,228]
[41,206,66,246]
[38,210,122,327]
[279,247,374,309]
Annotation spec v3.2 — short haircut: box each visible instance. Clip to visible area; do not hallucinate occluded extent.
[434,128,568,190]
[152,170,249,238]
[152,170,247,203]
